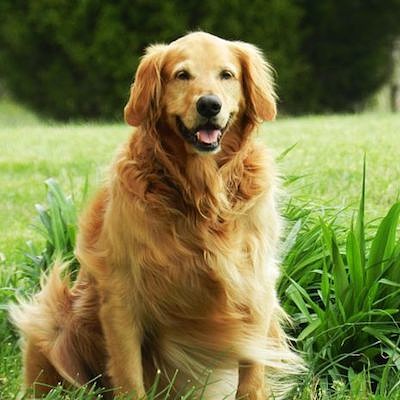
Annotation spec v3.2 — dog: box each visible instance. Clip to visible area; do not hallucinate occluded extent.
[11,32,301,399]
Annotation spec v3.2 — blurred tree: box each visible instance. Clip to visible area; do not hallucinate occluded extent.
[296,0,400,112]
[0,1,186,119]
[0,0,304,119]
[0,0,399,119]
[390,38,400,112]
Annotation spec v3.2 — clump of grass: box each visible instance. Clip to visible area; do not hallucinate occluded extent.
[280,161,400,396]
[21,369,208,400]
[22,178,88,287]
[22,382,112,400]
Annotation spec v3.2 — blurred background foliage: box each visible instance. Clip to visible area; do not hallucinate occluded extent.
[0,0,400,120]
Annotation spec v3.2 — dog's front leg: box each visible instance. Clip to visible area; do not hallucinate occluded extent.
[100,290,146,398]
[236,363,265,400]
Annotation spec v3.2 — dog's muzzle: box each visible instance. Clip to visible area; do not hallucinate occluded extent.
[176,117,224,153]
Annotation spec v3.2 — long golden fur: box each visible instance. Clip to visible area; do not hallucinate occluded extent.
[11,32,301,399]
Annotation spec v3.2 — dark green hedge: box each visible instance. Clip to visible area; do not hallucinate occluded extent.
[0,0,399,120]
[297,0,400,113]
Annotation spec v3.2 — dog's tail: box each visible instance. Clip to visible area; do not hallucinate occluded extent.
[10,260,99,387]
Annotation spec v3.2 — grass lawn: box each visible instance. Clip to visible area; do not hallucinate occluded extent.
[266,114,400,216]
[0,100,399,398]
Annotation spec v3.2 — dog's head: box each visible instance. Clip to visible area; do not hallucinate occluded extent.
[124,32,276,154]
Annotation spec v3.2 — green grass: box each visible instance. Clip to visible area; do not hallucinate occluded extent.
[0,102,399,399]
[280,166,400,397]
[265,114,400,218]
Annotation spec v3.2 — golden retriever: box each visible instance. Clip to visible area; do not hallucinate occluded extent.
[11,32,301,399]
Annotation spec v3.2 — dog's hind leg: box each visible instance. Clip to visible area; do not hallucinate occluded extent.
[22,340,64,397]
[11,262,106,395]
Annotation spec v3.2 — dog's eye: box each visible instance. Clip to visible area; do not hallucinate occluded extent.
[220,70,234,80]
[175,70,191,80]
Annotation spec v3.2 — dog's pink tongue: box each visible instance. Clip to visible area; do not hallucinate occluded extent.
[197,129,220,144]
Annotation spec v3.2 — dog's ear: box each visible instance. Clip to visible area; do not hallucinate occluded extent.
[232,42,277,123]
[124,44,167,127]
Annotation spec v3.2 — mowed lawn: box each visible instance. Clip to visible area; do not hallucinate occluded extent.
[1,106,399,266]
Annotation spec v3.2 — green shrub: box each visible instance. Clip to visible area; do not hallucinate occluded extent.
[2,1,400,118]
[0,1,187,120]
[23,178,85,286]
[0,0,304,120]
[295,0,400,113]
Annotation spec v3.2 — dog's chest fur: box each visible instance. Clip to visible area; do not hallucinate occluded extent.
[106,140,280,341]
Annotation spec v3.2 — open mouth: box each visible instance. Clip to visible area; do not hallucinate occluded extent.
[176,117,226,152]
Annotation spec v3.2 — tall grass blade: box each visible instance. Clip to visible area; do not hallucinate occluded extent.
[366,202,400,286]
[354,156,366,268]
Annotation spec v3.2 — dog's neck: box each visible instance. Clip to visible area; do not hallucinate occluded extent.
[125,120,257,219]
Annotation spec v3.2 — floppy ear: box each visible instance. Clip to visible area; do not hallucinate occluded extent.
[232,42,277,123]
[124,44,167,126]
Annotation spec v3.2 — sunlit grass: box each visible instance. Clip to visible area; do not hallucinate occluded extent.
[265,113,400,218]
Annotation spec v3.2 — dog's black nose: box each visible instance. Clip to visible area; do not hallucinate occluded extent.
[196,95,222,118]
